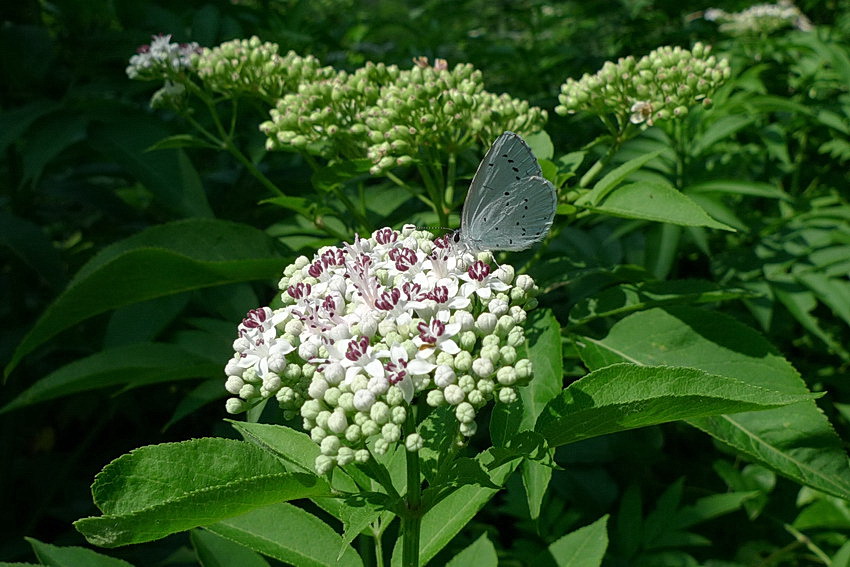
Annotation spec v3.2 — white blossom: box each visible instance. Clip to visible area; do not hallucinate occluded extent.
[223,227,540,472]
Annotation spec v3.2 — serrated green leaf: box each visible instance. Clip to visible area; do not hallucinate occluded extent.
[228,421,320,474]
[1,343,221,414]
[579,307,850,500]
[74,438,330,547]
[204,503,363,567]
[545,515,609,567]
[6,219,286,377]
[535,363,811,447]
[26,537,133,567]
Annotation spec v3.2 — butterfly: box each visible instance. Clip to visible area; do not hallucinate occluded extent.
[455,132,557,252]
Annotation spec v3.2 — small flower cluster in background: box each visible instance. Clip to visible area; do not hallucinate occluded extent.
[260,57,547,175]
[126,34,200,81]
[223,226,540,473]
[555,42,731,129]
[704,1,813,36]
[193,36,336,101]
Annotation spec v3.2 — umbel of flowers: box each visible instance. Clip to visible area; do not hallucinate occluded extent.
[259,57,547,175]
[555,42,731,129]
[704,1,813,36]
[126,35,546,177]
[193,36,336,101]
[224,226,540,474]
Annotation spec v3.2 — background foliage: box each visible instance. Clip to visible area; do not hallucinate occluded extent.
[3,0,850,565]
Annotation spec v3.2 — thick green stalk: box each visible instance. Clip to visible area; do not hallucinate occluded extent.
[401,412,422,567]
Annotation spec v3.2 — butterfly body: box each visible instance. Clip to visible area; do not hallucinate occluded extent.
[457,132,557,252]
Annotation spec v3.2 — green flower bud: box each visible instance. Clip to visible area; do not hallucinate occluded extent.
[315,455,335,475]
[454,350,473,372]
[391,405,407,424]
[427,389,445,406]
[444,384,465,405]
[382,423,401,443]
[495,384,520,404]
[455,401,476,424]
[361,419,380,437]
[320,435,340,455]
[459,421,478,437]
[371,401,391,424]
[515,359,533,380]
[225,398,247,414]
[405,433,424,452]
[345,424,362,443]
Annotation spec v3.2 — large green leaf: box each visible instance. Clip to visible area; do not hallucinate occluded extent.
[535,363,811,447]
[6,219,286,377]
[1,343,221,414]
[74,438,330,547]
[578,307,850,500]
[582,181,734,231]
[204,503,363,567]
[519,309,562,520]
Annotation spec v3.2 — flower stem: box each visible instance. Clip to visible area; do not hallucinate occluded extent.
[401,413,422,567]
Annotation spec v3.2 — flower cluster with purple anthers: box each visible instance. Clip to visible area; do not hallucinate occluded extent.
[224,225,540,473]
[126,34,200,80]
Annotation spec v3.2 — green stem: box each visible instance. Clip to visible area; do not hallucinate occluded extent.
[180,84,288,199]
[374,523,385,567]
[401,412,422,567]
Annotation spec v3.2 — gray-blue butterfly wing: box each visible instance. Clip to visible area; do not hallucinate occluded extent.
[460,132,556,251]
[462,175,556,251]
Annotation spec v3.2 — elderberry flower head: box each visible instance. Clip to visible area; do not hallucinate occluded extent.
[260,56,547,175]
[555,43,730,128]
[224,225,541,473]
[704,1,812,36]
[126,34,200,80]
[193,36,335,101]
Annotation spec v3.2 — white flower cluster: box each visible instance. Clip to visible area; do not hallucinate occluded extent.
[126,34,200,80]
[704,1,812,36]
[224,225,540,473]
